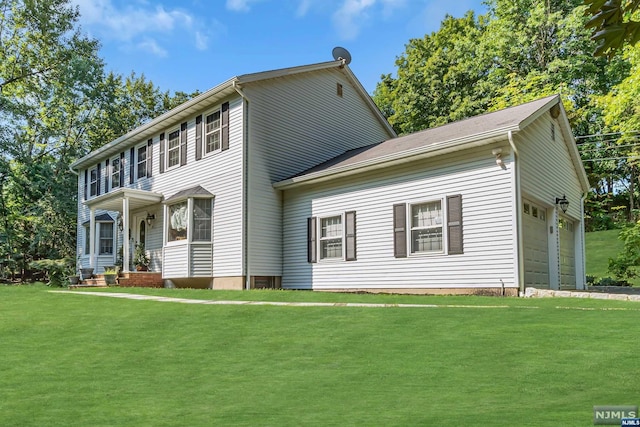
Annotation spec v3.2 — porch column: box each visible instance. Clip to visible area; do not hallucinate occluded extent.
[89,208,96,268]
[122,197,130,273]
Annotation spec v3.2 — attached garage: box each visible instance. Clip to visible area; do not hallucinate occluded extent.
[559,217,576,289]
[523,200,549,288]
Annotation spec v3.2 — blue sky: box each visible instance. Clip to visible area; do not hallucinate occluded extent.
[72,0,487,95]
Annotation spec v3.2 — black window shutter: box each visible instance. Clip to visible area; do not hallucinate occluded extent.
[195,115,202,160]
[159,132,165,174]
[147,139,153,177]
[307,217,317,263]
[221,102,229,151]
[120,151,125,187]
[84,169,88,200]
[180,122,188,166]
[393,204,407,258]
[96,163,102,196]
[128,148,134,184]
[345,211,357,261]
[447,194,464,254]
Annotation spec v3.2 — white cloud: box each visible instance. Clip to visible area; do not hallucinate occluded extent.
[332,0,376,40]
[137,38,168,57]
[71,0,208,57]
[226,0,263,12]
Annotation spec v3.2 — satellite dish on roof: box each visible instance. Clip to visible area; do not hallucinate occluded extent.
[332,46,352,65]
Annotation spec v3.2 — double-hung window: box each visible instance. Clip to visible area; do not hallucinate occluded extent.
[393,195,463,258]
[111,157,120,189]
[205,110,221,154]
[167,129,180,169]
[307,211,356,263]
[193,199,212,242]
[89,167,98,197]
[320,215,343,259]
[137,145,147,179]
[99,223,114,255]
[410,200,443,253]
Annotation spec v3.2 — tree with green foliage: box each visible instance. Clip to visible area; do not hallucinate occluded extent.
[584,0,640,56]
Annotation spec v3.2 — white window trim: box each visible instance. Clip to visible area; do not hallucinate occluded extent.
[204,107,222,156]
[165,197,214,246]
[166,128,181,171]
[136,143,147,180]
[318,212,345,262]
[98,222,115,256]
[407,198,447,257]
[110,156,120,190]
[83,222,115,257]
[89,167,98,197]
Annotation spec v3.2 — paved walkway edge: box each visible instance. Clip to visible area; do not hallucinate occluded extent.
[524,287,640,301]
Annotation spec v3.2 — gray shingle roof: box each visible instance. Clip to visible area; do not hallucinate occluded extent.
[164,185,213,203]
[278,95,559,186]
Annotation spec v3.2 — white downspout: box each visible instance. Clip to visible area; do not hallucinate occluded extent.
[579,192,587,290]
[233,81,252,290]
[508,131,525,295]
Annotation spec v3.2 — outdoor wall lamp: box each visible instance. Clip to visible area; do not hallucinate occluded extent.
[492,148,505,169]
[146,213,156,227]
[555,195,569,213]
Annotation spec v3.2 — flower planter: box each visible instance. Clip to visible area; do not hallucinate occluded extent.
[80,268,94,281]
[68,275,80,285]
[103,274,117,286]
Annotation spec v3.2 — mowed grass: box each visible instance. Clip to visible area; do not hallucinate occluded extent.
[2,285,640,426]
[585,229,623,278]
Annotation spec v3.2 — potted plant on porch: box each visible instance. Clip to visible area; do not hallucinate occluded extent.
[134,243,150,271]
[102,266,118,286]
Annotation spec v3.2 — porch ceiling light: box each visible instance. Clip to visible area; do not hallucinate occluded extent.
[146,213,156,227]
[555,195,569,213]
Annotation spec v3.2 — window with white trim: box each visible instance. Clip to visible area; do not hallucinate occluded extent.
[84,225,90,255]
[410,200,443,254]
[99,223,114,255]
[168,198,213,243]
[193,199,212,242]
[167,129,180,169]
[111,157,120,189]
[205,110,221,154]
[320,215,343,259]
[137,145,147,179]
[89,167,98,197]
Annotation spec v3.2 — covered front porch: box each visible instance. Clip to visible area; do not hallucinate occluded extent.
[84,188,163,273]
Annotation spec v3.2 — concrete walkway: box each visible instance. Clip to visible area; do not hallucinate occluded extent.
[50,290,522,309]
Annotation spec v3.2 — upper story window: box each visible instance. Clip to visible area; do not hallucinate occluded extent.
[111,157,120,189]
[167,129,180,169]
[137,145,147,179]
[205,110,221,154]
[89,167,98,197]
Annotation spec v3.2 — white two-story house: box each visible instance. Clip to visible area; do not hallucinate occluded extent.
[73,58,589,295]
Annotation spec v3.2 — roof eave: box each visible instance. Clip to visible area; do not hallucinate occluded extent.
[71,77,240,170]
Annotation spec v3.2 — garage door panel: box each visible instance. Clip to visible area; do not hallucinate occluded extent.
[523,200,549,288]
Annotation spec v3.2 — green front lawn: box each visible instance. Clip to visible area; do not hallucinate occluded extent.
[585,229,623,279]
[1,285,639,426]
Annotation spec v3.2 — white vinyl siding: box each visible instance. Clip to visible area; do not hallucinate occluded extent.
[283,145,516,290]
[245,68,394,278]
[76,97,244,278]
[517,114,585,289]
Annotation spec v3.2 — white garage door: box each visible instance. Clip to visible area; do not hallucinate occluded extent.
[559,217,576,289]
[523,200,549,288]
